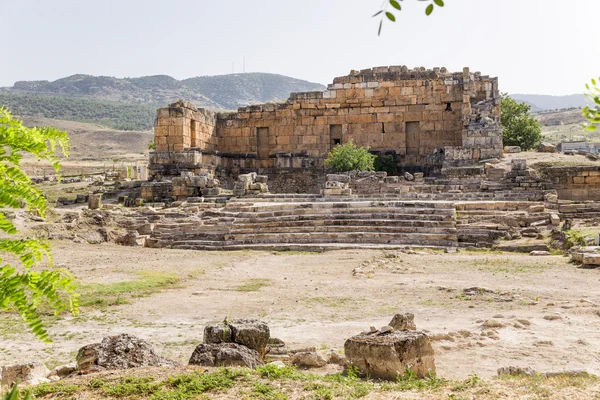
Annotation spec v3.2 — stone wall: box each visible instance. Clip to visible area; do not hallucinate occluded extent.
[217,168,326,194]
[154,103,217,153]
[543,166,600,201]
[149,66,502,179]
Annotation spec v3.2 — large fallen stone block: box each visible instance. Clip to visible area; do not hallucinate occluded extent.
[326,174,350,184]
[538,142,556,153]
[189,343,263,368]
[1,362,50,387]
[344,330,435,381]
[76,334,176,371]
[204,319,270,356]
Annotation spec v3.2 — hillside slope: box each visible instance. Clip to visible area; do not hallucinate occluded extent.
[511,93,586,111]
[2,72,325,110]
[20,116,151,162]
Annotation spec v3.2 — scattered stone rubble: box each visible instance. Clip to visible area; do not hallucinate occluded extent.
[571,246,600,266]
[233,173,269,197]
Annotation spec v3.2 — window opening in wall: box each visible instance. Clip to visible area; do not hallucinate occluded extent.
[381,123,385,133]
[445,102,453,112]
[330,124,342,148]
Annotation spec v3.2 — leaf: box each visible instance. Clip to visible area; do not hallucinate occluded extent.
[426,4,435,15]
[593,78,597,86]
[372,10,383,17]
[386,12,396,21]
[389,0,401,10]
[434,0,445,6]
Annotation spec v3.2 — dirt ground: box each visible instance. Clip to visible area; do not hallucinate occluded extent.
[1,242,599,380]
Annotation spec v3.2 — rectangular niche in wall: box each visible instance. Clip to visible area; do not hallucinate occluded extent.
[257,127,270,159]
[406,122,420,156]
[190,120,198,147]
[330,124,342,148]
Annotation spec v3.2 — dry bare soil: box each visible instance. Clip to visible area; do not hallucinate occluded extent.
[18,116,152,176]
[2,244,600,379]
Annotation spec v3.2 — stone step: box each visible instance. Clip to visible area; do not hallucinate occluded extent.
[221,218,456,229]
[202,213,455,225]
[172,234,458,248]
[164,242,451,251]
[223,201,457,212]
[222,225,457,235]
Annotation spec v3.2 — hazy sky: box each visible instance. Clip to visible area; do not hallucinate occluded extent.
[1,0,598,95]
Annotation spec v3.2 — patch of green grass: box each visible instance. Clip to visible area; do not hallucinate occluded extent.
[32,382,80,397]
[255,364,304,380]
[395,369,447,391]
[250,382,288,399]
[79,271,181,308]
[163,368,247,397]
[90,376,161,397]
[15,366,600,400]
[234,278,272,292]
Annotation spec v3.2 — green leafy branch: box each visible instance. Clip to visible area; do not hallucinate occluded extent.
[373,0,445,35]
[0,107,78,342]
[583,77,600,131]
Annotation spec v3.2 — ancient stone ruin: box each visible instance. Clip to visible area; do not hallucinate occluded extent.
[149,66,500,186]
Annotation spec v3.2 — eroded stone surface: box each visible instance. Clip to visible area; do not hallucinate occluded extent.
[203,319,270,356]
[189,343,263,368]
[389,313,417,331]
[0,362,50,387]
[76,334,176,371]
[344,330,435,380]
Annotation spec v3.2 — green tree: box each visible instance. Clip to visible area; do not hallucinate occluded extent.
[500,93,542,151]
[583,77,600,131]
[324,140,376,172]
[0,107,78,342]
[374,0,445,35]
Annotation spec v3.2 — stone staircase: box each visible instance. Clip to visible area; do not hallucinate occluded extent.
[146,200,459,250]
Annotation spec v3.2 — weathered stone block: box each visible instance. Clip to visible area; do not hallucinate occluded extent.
[1,362,50,387]
[88,194,102,210]
[326,174,350,183]
[76,334,175,371]
[255,175,269,184]
[388,313,417,331]
[511,159,527,171]
[538,142,556,153]
[344,330,435,381]
[203,319,270,356]
[189,343,263,368]
[504,146,522,153]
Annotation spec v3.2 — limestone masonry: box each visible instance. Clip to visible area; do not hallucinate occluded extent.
[150,66,501,178]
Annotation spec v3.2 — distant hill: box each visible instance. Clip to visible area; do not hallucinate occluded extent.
[0,92,156,131]
[510,93,587,111]
[2,72,325,110]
